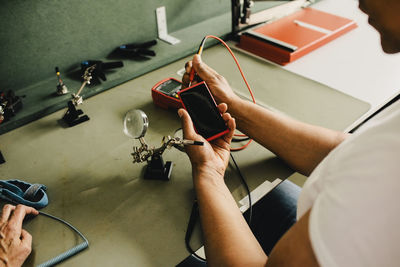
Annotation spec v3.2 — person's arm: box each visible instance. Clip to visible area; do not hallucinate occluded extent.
[0,204,38,267]
[179,106,267,266]
[179,107,319,266]
[194,167,268,266]
[183,55,347,176]
[228,99,347,176]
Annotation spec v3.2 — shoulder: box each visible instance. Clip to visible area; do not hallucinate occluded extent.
[298,105,400,266]
[299,106,400,215]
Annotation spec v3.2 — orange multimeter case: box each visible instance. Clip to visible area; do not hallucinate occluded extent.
[151,77,183,109]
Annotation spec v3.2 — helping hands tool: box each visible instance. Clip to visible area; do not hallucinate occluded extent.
[55,67,69,95]
[61,65,95,126]
[131,135,203,164]
[124,109,203,180]
[0,90,23,124]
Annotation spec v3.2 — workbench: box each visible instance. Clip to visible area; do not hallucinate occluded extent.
[0,44,370,266]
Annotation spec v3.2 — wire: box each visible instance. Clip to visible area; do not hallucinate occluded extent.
[0,198,89,266]
[204,35,256,104]
[232,137,251,142]
[36,211,89,267]
[230,153,252,225]
[198,35,256,151]
[184,200,206,262]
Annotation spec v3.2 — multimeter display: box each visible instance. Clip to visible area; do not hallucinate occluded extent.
[156,79,181,96]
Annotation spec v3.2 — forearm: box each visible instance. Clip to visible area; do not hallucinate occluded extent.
[228,98,347,176]
[193,167,267,267]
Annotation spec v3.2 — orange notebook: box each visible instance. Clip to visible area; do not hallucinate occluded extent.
[238,8,357,65]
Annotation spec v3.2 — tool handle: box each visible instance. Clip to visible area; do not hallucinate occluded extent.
[188,69,195,86]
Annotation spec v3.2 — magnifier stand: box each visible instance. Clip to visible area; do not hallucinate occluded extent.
[144,154,172,181]
[62,100,90,127]
[124,109,203,181]
[62,65,94,127]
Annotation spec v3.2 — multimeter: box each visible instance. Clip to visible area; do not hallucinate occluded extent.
[151,77,183,109]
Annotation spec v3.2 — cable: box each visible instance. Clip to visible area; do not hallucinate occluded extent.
[195,35,256,151]
[230,153,252,226]
[232,137,250,142]
[203,35,256,104]
[184,201,206,262]
[36,211,89,267]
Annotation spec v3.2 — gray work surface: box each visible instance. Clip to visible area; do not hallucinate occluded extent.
[0,45,370,266]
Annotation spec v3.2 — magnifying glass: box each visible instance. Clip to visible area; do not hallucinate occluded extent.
[123,109,149,139]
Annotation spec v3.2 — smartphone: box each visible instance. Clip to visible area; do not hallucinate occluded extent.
[178,81,229,141]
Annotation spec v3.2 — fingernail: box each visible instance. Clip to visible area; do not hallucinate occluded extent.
[178,109,183,117]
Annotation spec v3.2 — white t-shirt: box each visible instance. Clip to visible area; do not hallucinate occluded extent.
[297,99,400,267]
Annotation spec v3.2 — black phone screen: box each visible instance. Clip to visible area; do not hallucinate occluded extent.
[179,82,228,141]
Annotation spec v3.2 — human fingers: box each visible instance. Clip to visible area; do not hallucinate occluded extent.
[8,205,38,235]
[222,113,236,140]
[178,109,198,140]
[182,61,193,89]
[192,55,238,105]
[222,112,232,122]
[217,103,228,114]
[192,55,222,83]
[0,205,16,224]
[226,117,236,141]
[185,61,192,74]
[182,62,203,89]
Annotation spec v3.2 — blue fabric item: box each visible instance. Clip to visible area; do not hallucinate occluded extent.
[0,179,48,209]
[244,179,301,255]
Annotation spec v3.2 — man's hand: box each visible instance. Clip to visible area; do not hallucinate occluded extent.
[178,103,236,181]
[182,55,241,107]
[0,204,38,267]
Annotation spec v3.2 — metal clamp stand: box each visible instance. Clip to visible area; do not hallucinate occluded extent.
[124,109,203,181]
[62,65,95,127]
[132,136,173,181]
[131,136,202,181]
[62,101,89,127]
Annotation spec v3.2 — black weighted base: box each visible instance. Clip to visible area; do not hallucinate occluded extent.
[62,101,90,127]
[144,155,172,181]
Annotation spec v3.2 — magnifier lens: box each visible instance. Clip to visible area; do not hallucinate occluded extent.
[123,109,148,139]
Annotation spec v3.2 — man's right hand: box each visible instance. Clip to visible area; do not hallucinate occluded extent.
[182,55,241,107]
[0,204,38,267]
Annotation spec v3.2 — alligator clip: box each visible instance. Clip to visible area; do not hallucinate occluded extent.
[117,40,157,59]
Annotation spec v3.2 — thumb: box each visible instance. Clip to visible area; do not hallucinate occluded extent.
[192,55,221,83]
[178,109,197,140]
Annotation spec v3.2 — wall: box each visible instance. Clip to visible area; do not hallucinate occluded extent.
[0,0,228,91]
[0,0,302,134]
